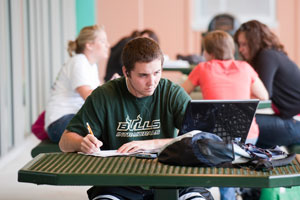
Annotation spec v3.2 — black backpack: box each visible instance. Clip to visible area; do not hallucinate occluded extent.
[158,131,295,171]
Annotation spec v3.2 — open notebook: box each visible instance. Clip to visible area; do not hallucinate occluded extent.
[179,99,259,143]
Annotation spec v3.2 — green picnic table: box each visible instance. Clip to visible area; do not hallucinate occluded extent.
[257,100,272,109]
[163,67,193,75]
[18,153,300,200]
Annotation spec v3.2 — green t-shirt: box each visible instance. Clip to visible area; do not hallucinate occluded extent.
[66,77,191,150]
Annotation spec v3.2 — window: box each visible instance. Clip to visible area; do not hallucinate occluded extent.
[0,0,76,160]
[192,0,277,31]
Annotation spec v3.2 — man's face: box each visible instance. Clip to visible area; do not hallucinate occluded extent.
[125,59,162,98]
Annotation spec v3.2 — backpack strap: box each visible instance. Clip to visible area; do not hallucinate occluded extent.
[271,153,296,167]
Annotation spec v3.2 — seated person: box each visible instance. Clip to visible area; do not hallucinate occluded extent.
[45,25,109,143]
[59,37,213,200]
[182,30,269,200]
[206,13,240,37]
[104,29,159,82]
[203,13,241,60]
[182,30,269,145]
[178,14,241,68]
[234,20,300,148]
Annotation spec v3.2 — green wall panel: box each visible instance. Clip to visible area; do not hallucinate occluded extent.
[76,0,95,35]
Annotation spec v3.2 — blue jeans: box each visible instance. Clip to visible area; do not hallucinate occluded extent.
[220,187,236,200]
[47,114,75,143]
[256,114,300,148]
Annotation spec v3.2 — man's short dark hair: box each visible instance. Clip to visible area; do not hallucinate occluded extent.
[122,37,164,72]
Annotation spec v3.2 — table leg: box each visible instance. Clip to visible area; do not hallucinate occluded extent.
[153,188,179,200]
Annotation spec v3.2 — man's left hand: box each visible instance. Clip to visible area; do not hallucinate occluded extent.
[117,138,172,153]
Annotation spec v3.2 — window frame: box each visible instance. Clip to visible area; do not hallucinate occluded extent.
[192,0,278,31]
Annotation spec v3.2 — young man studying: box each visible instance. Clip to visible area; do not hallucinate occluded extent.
[59,37,213,200]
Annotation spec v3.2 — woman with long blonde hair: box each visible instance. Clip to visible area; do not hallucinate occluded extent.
[45,25,109,143]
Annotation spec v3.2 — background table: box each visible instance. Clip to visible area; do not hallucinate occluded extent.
[19,153,300,200]
[163,67,192,75]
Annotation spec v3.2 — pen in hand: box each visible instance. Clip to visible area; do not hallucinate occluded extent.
[86,122,101,151]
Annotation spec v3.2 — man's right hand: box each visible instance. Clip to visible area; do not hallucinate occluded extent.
[81,134,103,154]
[59,130,102,153]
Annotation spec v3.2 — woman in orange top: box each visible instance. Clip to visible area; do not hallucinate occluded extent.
[182,30,269,145]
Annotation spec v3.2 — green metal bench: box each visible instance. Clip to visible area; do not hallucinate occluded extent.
[31,139,61,157]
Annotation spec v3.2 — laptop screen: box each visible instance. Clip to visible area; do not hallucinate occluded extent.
[179,99,259,143]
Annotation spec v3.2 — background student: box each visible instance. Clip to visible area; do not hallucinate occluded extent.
[59,37,213,200]
[104,29,159,82]
[182,30,268,145]
[45,24,110,143]
[234,20,300,148]
[181,30,269,200]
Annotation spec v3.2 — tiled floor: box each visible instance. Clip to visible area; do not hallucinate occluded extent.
[0,135,220,200]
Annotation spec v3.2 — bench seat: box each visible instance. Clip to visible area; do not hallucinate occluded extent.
[31,139,61,157]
